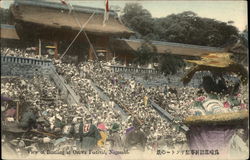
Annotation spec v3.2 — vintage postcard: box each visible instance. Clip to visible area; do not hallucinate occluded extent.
[1,0,248,159]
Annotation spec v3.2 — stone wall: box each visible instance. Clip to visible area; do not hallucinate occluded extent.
[1,56,53,77]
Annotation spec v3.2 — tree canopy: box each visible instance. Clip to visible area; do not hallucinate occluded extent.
[122,3,153,37]
[133,39,186,76]
[121,3,242,76]
[133,39,157,66]
[121,3,240,47]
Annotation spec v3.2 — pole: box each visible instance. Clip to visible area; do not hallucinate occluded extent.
[115,100,142,125]
[54,41,58,59]
[60,12,95,60]
[16,101,19,122]
[71,10,98,60]
[125,55,127,66]
[31,129,58,137]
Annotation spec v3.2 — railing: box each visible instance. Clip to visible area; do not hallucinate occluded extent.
[91,81,188,131]
[106,65,159,74]
[1,55,53,77]
[90,82,128,120]
[149,99,189,132]
[1,55,52,66]
[50,67,81,105]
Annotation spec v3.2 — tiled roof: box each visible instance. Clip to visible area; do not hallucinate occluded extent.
[112,38,225,57]
[11,0,134,36]
[13,0,116,16]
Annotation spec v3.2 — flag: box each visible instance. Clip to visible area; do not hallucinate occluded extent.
[103,0,109,26]
[60,0,73,14]
[105,0,109,12]
[60,0,67,5]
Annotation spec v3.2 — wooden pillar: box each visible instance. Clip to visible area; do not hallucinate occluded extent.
[54,41,58,59]
[88,47,94,60]
[105,52,108,61]
[125,55,127,66]
[106,51,112,61]
[16,101,20,122]
[38,39,41,59]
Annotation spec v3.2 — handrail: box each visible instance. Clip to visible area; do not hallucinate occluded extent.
[104,65,159,74]
[50,66,80,104]
[149,99,189,132]
[1,55,52,66]
[90,81,128,120]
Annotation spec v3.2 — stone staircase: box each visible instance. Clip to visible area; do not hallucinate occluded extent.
[1,55,189,131]
[149,99,189,132]
[89,81,128,120]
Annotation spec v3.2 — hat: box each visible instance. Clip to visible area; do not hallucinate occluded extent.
[110,123,120,132]
[97,123,107,131]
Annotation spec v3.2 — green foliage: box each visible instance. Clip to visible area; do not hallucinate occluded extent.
[133,39,157,66]
[134,39,186,76]
[230,28,248,64]
[158,52,186,76]
[241,26,248,47]
[121,3,153,37]
[121,4,240,47]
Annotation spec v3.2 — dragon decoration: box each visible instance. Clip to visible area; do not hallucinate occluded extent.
[181,52,248,85]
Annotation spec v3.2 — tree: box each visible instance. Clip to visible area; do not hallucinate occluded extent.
[122,3,152,23]
[158,52,186,76]
[157,12,239,47]
[121,3,240,47]
[133,39,186,76]
[133,39,157,66]
[227,26,248,65]
[242,25,248,47]
[121,3,154,38]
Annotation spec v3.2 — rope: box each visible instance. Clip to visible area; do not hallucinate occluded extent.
[59,12,95,60]
[71,10,99,60]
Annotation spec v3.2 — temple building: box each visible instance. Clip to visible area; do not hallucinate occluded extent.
[9,0,134,61]
[2,0,229,64]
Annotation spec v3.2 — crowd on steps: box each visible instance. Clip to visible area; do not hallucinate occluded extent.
[1,48,248,157]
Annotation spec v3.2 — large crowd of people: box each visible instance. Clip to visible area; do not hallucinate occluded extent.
[1,48,49,60]
[54,60,187,150]
[1,48,249,157]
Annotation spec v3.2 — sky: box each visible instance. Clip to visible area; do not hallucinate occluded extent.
[1,0,248,31]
